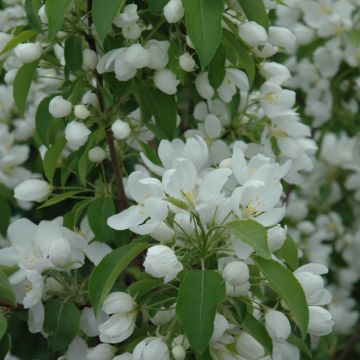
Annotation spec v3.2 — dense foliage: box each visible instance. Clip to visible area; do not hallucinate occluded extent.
[0,0,359,359]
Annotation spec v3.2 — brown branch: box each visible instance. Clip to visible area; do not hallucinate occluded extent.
[84,0,128,211]
[336,322,360,360]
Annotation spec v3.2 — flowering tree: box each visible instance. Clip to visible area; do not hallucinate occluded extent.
[0,0,359,359]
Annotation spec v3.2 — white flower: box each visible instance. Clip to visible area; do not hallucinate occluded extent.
[114,4,139,27]
[154,69,179,95]
[217,68,249,103]
[133,337,170,360]
[125,44,150,69]
[88,146,106,163]
[211,313,231,343]
[82,49,98,71]
[236,332,265,360]
[294,263,332,306]
[0,32,12,52]
[222,261,249,286]
[195,72,214,99]
[15,43,42,63]
[172,345,186,360]
[267,26,296,53]
[123,22,142,40]
[238,21,267,47]
[259,62,291,85]
[151,305,176,325]
[14,179,51,203]
[146,40,170,70]
[272,341,300,360]
[308,306,334,336]
[74,104,90,119]
[107,171,168,234]
[37,5,48,24]
[265,310,291,342]
[143,245,183,283]
[65,121,91,150]
[163,0,184,23]
[48,237,72,268]
[179,53,196,72]
[112,119,131,140]
[267,225,287,251]
[113,354,133,360]
[86,344,115,360]
[80,307,107,337]
[49,96,72,118]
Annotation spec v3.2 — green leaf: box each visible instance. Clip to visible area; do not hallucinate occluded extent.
[237,0,269,29]
[43,300,80,352]
[13,60,39,114]
[222,29,255,85]
[37,191,84,209]
[25,0,43,32]
[288,334,312,358]
[0,30,37,55]
[141,87,177,139]
[93,0,126,42]
[233,299,272,354]
[89,242,150,314]
[0,313,7,342]
[35,96,55,146]
[43,138,66,183]
[148,0,169,15]
[176,270,226,354]
[64,35,83,72]
[0,271,16,308]
[0,198,10,237]
[128,279,162,301]
[45,0,72,41]
[182,0,224,68]
[253,257,309,338]
[0,333,9,360]
[275,235,299,271]
[87,197,116,243]
[208,44,226,89]
[226,220,271,259]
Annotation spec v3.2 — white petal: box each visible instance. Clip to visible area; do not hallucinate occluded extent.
[107,206,148,230]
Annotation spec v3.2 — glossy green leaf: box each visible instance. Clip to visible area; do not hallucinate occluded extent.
[128,279,162,301]
[275,235,299,271]
[35,96,55,146]
[226,220,271,259]
[0,271,16,308]
[182,0,224,68]
[237,0,269,29]
[0,30,37,55]
[0,198,10,237]
[0,313,7,342]
[13,60,39,114]
[176,270,226,354]
[38,191,84,209]
[44,300,80,352]
[208,45,226,89]
[233,299,272,354]
[149,0,169,14]
[0,333,9,360]
[45,0,72,40]
[64,35,83,72]
[93,0,126,42]
[253,257,309,338]
[25,0,43,32]
[43,137,66,183]
[89,242,150,314]
[87,197,116,243]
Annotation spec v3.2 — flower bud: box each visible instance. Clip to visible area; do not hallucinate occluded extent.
[125,44,150,69]
[144,245,183,283]
[86,344,115,360]
[308,306,334,336]
[195,72,214,99]
[112,119,131,140]
[15,43,42,63]
[102,292,136,315]
[172,345,186,360]
[113,354,133,360]
[154,69,179,95]
[74,104,90,119]
[14,179,51,203]
[0,32,12,53]
[48,237,72,267]
[163,0,184,23]
[238,21,267,47]
[179,53,195,72]
[123,23,142,40]
[268,26,296,53]
[88,146,106,163]
[151,305,176,325]
[65,121,91,149]
[4,68,17,85]
[204,114,222,138]
[133,337,170,360]
[37,5,48,24]
[146,40,170,70]
[82,49,98,71]
[265,310,291,341]
[49,96,72,118]
[222,261,249,286]
[267,225,287,251]
[236,332,265,360]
